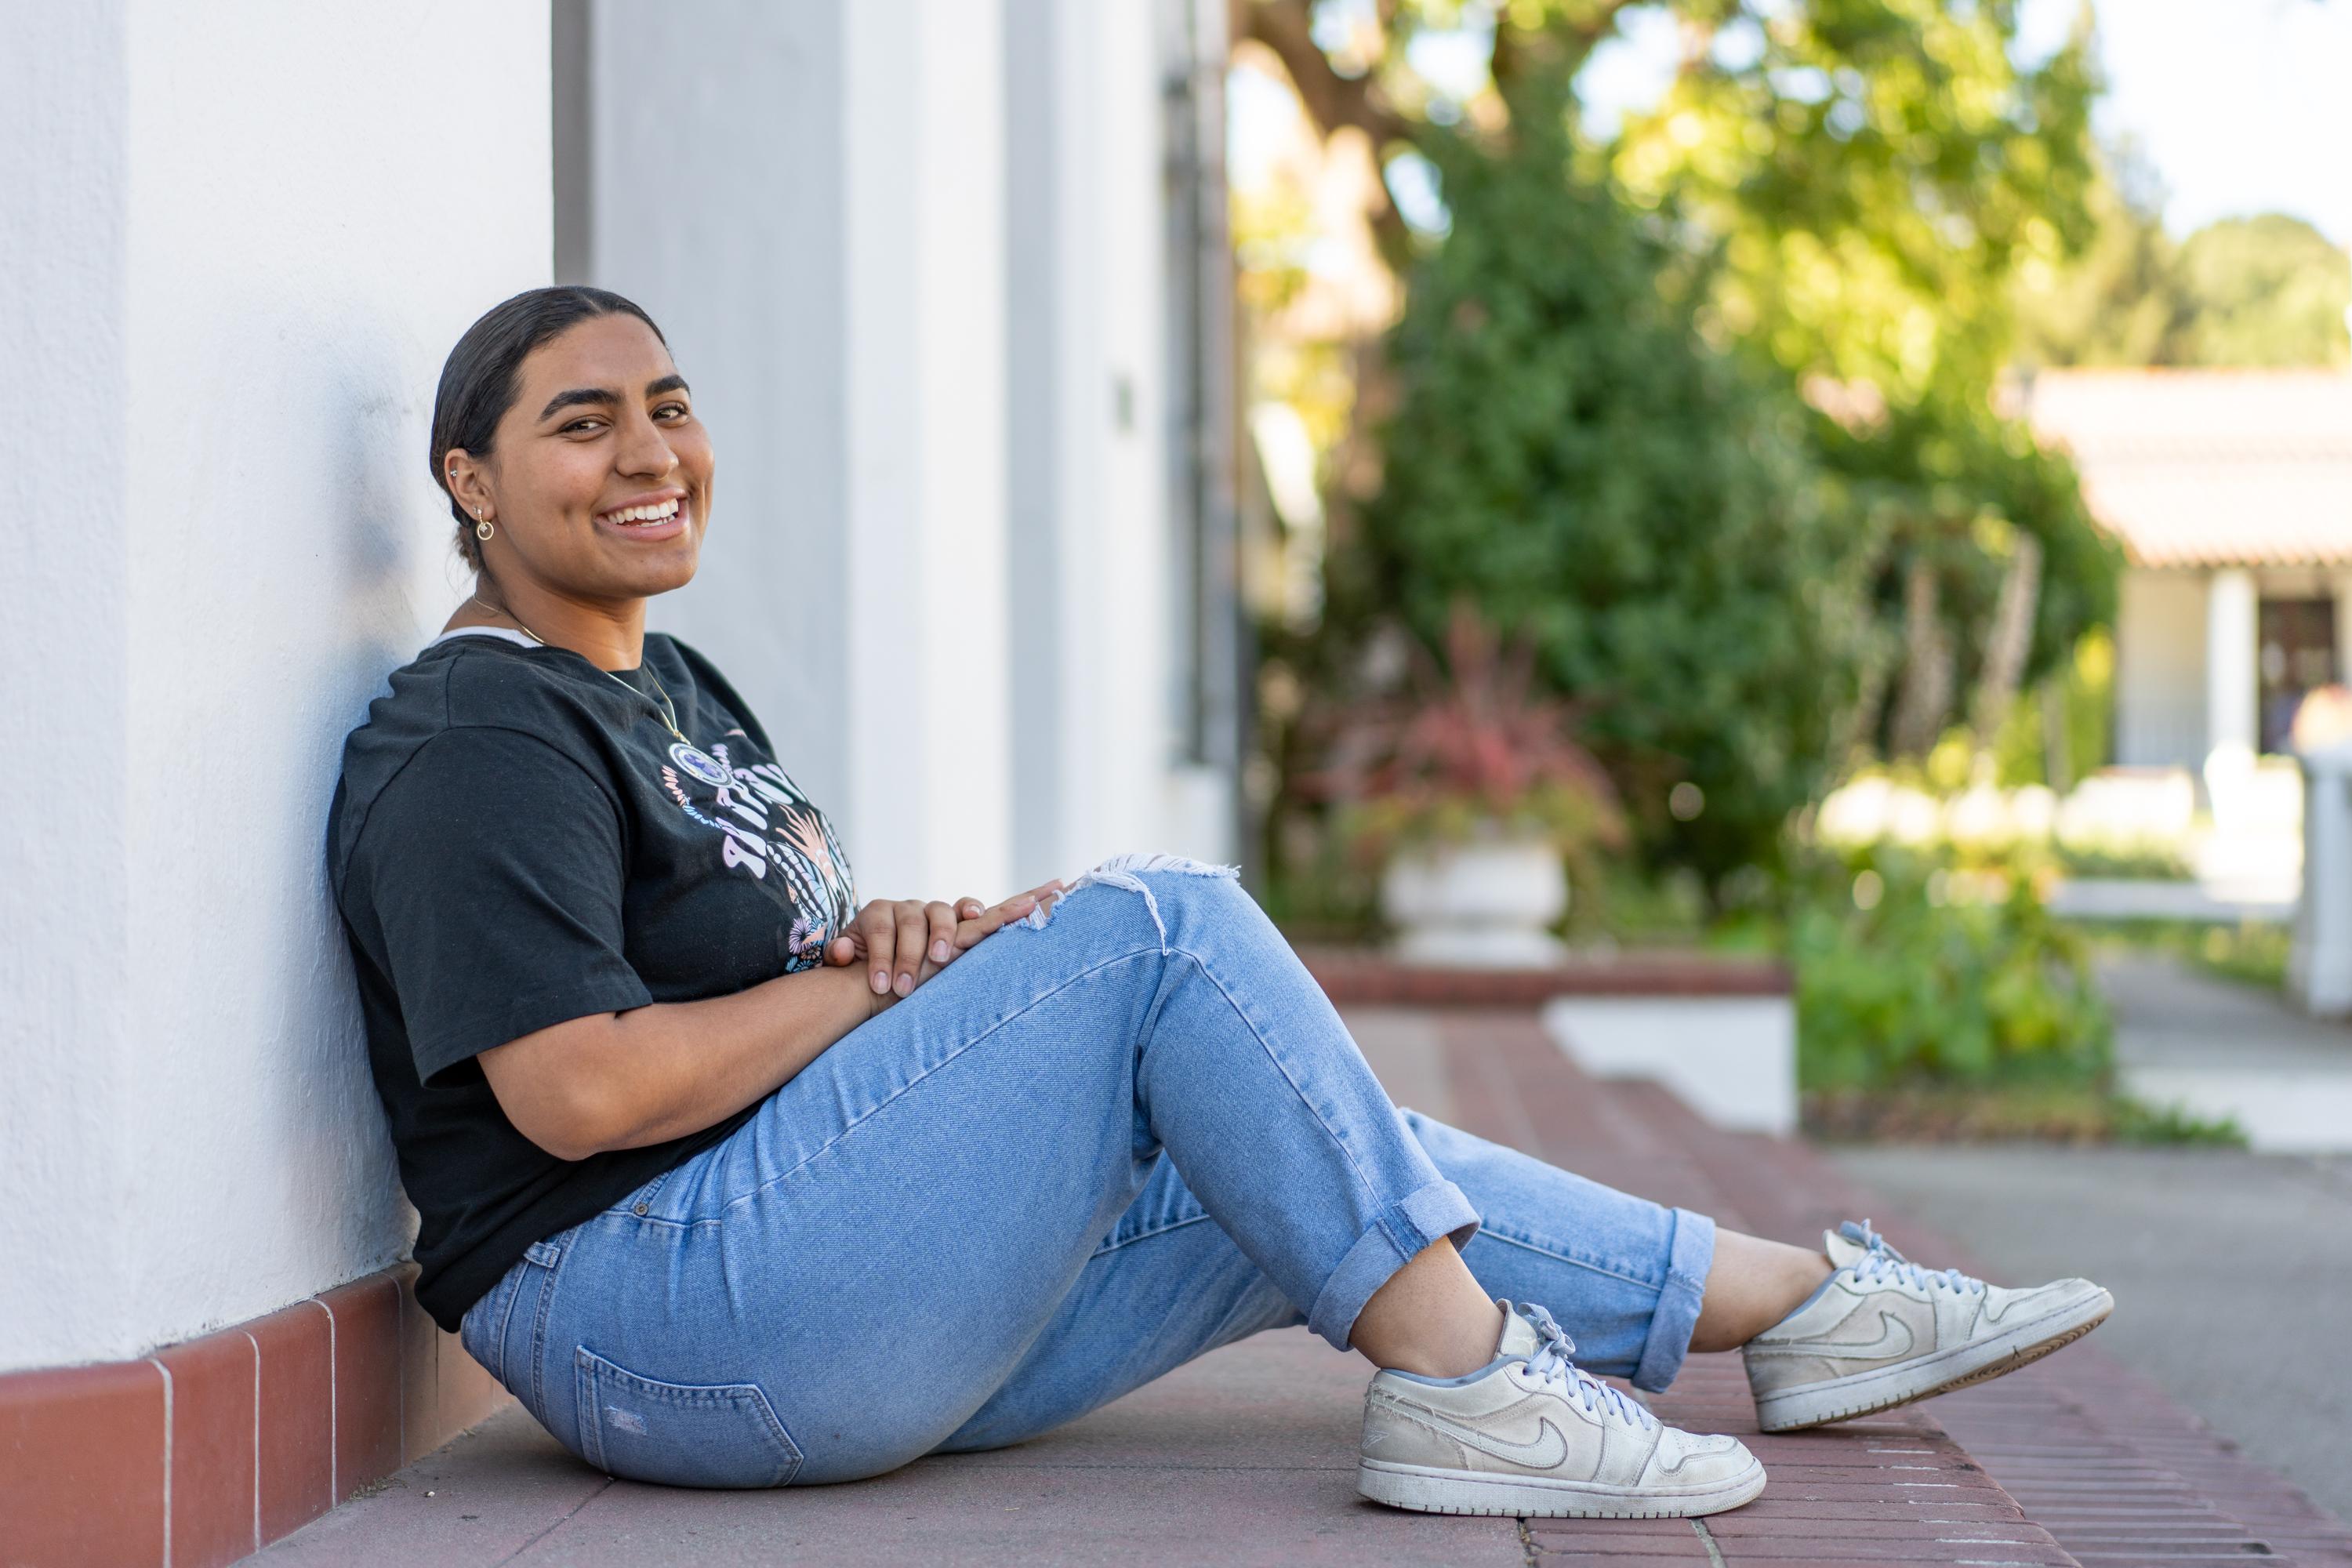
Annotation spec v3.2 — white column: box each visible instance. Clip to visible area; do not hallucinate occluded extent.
[2292,748,2352,1017]
[843,0,1014,901]
[1047,0,1180,877]
[1003,0,1232,886]
[2208,568,2260,764]
[2334,571,2352,684]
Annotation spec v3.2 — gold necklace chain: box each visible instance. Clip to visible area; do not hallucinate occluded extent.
[467,596,692,747]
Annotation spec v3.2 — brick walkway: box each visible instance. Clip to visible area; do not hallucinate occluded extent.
[1405,1007,2352,1568]
[256,1005,2352,1566]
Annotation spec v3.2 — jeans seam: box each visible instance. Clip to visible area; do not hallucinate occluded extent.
[1470,1225,1661,1290]
[526,1245,567,1416]
[486,1272,521,1385]
[1090,1210,1218,1257]
[575,1353,607,1473]
[711,944,1167,1224]
[1161,940,1388,1221]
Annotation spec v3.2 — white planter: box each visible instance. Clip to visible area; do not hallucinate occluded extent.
[1381,833,1567,967]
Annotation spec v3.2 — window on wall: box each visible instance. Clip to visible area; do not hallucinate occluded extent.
[2259,596,2338,754]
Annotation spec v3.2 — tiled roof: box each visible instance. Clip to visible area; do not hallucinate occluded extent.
[2021,368,2352,568]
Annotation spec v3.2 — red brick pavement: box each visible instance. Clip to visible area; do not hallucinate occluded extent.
[1424,1008,2352,1568]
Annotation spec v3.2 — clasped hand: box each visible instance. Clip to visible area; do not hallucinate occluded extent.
[823,879,1069,1009]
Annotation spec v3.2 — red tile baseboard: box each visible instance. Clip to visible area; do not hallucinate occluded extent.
[0,1265,512,1568]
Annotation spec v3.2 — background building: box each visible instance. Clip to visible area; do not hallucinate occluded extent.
[2024,368,2352,774]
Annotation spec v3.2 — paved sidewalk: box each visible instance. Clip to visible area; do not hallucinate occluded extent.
[256,1006,2352,1566]
[256,1330,1517,1567]
[1837,1143,2352,1525]
[2103,951,2352,1151]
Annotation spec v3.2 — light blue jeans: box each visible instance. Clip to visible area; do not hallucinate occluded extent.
[459,856,1715,1488]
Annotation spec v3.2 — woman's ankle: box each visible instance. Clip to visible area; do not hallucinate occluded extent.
[1688,1230,1835,1352]
[1352,1240,1508,1377]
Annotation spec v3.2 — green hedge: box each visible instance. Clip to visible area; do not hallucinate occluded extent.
[1793,851,2112,1091]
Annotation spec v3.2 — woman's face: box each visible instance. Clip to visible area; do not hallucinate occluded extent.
[466,313,715,602]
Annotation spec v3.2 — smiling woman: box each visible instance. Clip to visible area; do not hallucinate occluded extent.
[431,288,713,667]
[323,286,2111,1522]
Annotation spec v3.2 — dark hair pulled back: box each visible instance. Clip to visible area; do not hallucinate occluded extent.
[430,285,667,571]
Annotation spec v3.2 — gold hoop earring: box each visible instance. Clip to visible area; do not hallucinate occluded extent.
[474,512,495,542]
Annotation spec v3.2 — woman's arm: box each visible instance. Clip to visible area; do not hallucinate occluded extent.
[479,881,1064,1162]
[478,961,893,1161]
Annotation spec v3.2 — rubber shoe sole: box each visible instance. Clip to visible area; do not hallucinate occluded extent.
[1357,1454,1767,1519]
[1752,1284,2114,1433]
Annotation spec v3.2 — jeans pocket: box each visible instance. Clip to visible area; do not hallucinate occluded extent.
[572,1346,804,1489]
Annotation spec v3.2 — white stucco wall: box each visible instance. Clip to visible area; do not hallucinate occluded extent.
[0,2,551,1374]
[0,0,136,1378]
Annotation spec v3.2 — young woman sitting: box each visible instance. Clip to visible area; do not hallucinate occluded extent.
[328,286,2111,1520]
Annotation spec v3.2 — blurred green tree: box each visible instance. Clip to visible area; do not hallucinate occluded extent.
[1243,0,2120,877]
[1341,75,1878,881]
[2014,150,2351,370]
[1597,2,2117,760]
[2011,143,2180,368]
[2172,215,2351,366]
[1811,395,2118,764]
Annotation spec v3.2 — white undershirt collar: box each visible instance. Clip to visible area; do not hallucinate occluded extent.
[425,626,538,652]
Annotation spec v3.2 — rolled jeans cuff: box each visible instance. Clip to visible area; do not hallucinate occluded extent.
[1307,1178,1483,1351]
[1629,1206,1716,1393]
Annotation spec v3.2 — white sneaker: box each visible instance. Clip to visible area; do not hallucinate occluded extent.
[1358,1300,1766,1519]
[1744,1220,2113,1433]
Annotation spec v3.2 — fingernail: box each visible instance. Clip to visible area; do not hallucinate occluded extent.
[895,972,913,997]
[931,939,949,961]
[872,970,888,993]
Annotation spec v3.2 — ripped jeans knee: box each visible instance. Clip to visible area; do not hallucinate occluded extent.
[1015,850,1241,953]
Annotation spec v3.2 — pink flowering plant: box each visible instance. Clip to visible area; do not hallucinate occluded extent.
[1308,604,1626,870]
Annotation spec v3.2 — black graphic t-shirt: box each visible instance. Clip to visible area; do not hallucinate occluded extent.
[328,630,857,1331]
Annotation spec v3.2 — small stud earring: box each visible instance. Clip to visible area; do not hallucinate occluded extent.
[474,511,494,542]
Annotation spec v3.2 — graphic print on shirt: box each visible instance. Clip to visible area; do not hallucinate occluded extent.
[657,729,857,969]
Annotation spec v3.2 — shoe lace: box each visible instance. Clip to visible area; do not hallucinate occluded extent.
[1515,1302,1656,1432]
[1842,1220,1984,1297]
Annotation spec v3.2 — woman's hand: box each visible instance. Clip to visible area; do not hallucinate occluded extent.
[825,880,1068,1002]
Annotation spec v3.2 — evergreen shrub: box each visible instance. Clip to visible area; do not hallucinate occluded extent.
[1343,87,1874,886]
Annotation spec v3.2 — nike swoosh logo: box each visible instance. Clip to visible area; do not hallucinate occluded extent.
[1780,1310,1916,1362]
[1390,1403,1571,1470]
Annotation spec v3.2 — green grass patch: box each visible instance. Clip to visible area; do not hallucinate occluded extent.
[2053,843,2194,880]
[1805,1082,2244,1145]
[2075,917,2291,993]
